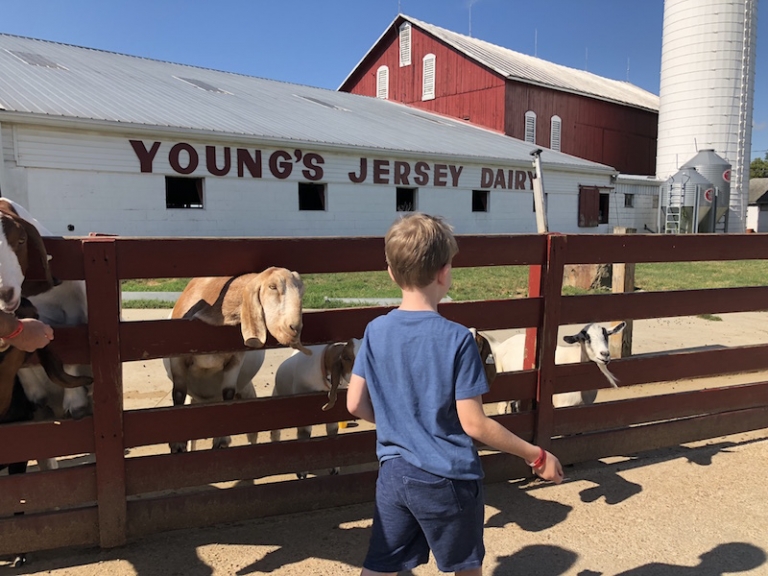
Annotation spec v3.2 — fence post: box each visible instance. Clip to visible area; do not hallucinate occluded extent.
[533,234,567,450]
[610,227,636,358]
[83,238,126,548]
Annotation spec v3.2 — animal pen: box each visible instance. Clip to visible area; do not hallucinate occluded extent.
[2,233,768,556]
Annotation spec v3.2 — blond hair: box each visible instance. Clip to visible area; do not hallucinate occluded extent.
[385,213,458,288]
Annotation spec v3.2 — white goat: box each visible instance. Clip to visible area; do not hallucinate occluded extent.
[472,322,625,413]
[270,338,361,478]
[163,268,310,453]
[0,200,92,426]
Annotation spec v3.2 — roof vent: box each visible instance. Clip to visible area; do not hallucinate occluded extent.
[293,94,349,112]
[174,76,231,94]
[7,50,67,70]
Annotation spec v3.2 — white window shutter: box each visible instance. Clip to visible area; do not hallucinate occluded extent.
[377,66,389,99]
[550,115,562,151]
[399,23,411,67]
[525,111,537,143]
[422,54,435,100]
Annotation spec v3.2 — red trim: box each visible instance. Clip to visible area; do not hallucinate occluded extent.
[1,319,24,340]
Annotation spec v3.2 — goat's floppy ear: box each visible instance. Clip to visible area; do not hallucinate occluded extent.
[19,218,59,296]
[607,321,626,335]
[239,281,267,348]
[563,331,586,345]
[323,344,345,411]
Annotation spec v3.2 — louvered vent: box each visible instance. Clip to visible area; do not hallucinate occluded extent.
[422,54,435,100]
[525,111,537,144]
[399,22,411,67]
[550,115,562,151]
[377,66,389,99]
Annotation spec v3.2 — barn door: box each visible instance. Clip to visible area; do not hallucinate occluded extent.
[578,186,600,227]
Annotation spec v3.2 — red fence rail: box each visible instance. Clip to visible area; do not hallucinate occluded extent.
[2,233,768,555]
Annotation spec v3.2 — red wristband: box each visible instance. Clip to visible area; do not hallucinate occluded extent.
[0,319,24,340]
[527,447,546,469]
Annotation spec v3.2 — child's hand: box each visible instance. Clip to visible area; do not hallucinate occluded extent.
[533,450,564,484]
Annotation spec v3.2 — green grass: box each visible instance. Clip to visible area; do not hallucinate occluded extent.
[121,260,768,309]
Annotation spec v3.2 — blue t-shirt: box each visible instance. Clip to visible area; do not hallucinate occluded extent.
[352,309,490,480]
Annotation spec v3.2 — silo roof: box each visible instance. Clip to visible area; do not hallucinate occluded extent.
[0,33,614,174]
[341,15,660,112]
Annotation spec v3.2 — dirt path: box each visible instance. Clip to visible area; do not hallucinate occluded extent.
[3,310,768,575]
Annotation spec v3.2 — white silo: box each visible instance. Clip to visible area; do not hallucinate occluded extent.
[655,0,758,233]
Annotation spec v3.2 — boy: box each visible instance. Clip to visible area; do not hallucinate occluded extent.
[347,213,563,576]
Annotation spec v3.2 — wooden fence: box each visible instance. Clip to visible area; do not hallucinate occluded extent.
[1,233,768,556]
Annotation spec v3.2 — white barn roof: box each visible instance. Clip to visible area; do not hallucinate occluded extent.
[0,33,613,174]
[342,15,659,113]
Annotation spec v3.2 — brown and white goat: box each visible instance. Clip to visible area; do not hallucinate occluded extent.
[163,268,311,453]
[270,338,361,478]
[0,200,92,422]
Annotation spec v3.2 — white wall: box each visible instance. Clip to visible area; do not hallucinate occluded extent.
[2,124,614,237]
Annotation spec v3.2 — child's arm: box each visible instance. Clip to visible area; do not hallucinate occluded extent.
[457,395,563,483]
[347,374,375,423]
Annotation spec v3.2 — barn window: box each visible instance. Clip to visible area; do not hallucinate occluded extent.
[624,193,635,208]
[578,185,599,227]
[396,187,417,212]
[472,190,489,212]
[376,66,389,99]
[599,192,610,224]
[550,115,562,151]
[525,111,537,144]
[298,183,326,211]
[399,23,412,67]
[422,54,436,101]
[166,176,204,209]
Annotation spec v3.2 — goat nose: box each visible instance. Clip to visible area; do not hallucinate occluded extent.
[289,324,300,335]
[0,287,14,304]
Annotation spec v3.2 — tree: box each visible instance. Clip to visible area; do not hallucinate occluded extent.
[751,153,768,178]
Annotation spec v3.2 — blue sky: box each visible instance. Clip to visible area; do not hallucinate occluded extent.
[2,0,766,161]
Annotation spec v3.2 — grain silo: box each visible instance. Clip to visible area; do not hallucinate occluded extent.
[655,0,758,233]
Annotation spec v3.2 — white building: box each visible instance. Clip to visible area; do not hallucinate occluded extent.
[0,34,656,237]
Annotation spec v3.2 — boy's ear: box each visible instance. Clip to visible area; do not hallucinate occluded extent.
[387,265,396,284]
[437,264,451,286]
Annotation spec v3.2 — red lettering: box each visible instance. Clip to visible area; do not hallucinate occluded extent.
[449,165,463,187]
[394,161,411,185]
[434,164,448,187]
[414,162,430,186]
[515,170,527,190]
[373,159,390,184]
[349,158,368,183]
[269,150,293,179]
[480,167,494,188]
[237,149,262,178]
[302,153,324,181]
[206,146,231,177]
[169,143,198,175]
[130,140,161,173]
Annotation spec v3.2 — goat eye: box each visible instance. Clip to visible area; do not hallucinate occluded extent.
[268,284,277,290]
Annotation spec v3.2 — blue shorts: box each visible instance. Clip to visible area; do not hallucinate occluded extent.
[363,457,485,573]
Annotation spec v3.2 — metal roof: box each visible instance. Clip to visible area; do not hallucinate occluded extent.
[0,33,613,174]
[342,15,659,112]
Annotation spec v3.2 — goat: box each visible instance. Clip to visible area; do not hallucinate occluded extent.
[163,268,310,453]
[471,322,625,413]
[0,200,92,422]
[270,338,361,478]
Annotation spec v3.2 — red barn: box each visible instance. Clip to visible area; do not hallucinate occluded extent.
[339,15,660,176]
